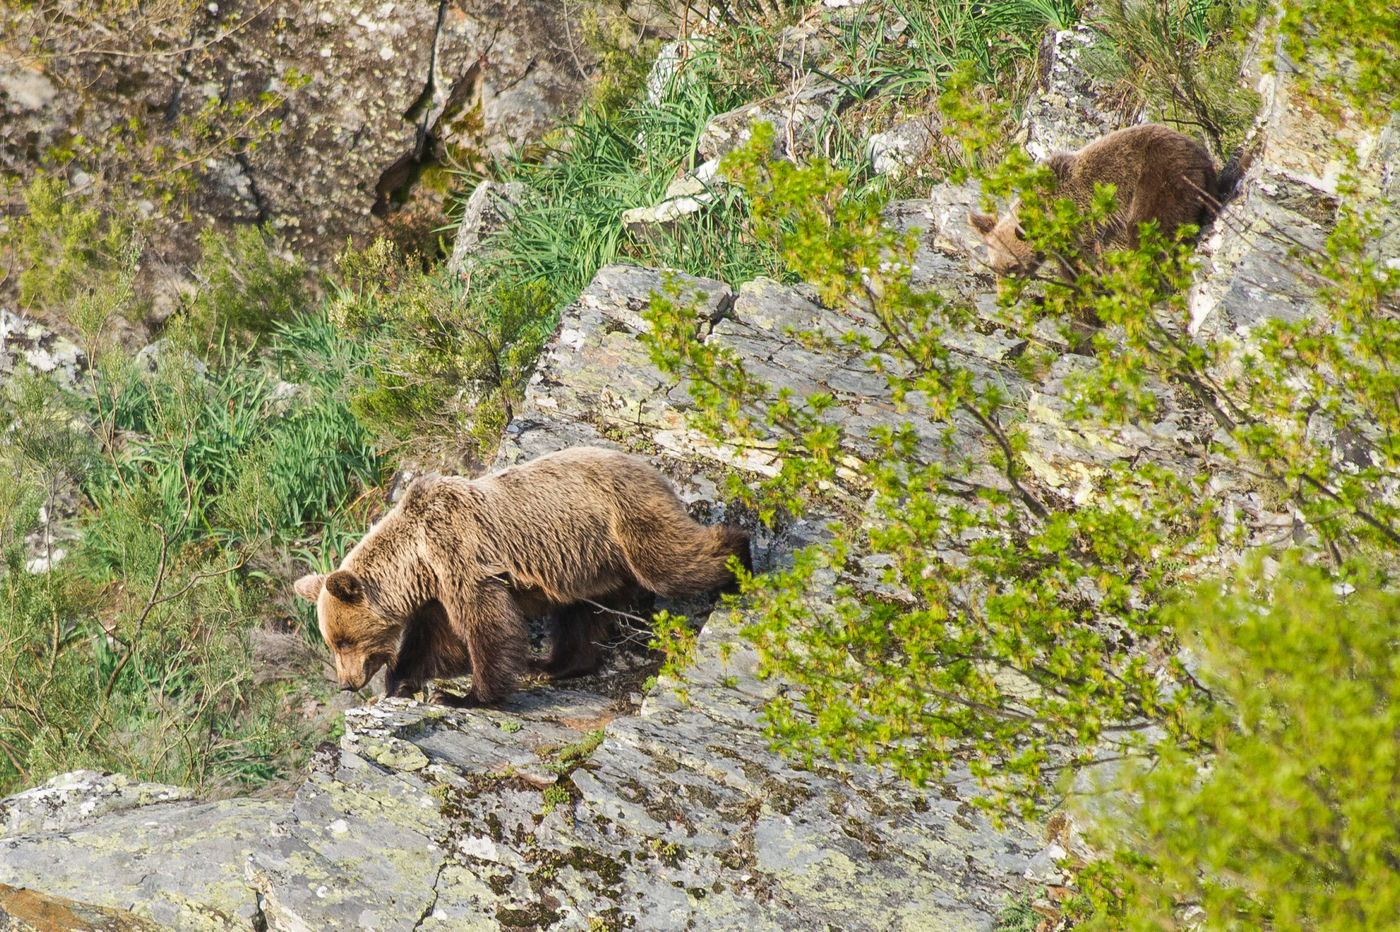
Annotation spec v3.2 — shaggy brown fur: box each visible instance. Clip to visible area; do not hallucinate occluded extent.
[293,447,751,706]
[969,124,1218,277]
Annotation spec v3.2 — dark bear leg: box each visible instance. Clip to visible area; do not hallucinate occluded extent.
[386,599,471,699]
[531,597,614,680]
[438,578,529,706]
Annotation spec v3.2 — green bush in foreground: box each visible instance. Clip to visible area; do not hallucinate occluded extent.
[1079,558,1400,931]
[645,33,1397,821]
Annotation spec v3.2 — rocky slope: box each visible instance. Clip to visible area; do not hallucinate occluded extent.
[1,0,620,288]
[0,16,1394,932]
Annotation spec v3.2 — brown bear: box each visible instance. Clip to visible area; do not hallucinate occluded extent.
[969,123,1219,277]
[293,446,751,706]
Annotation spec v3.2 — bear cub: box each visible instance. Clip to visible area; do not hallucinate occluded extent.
[970,123,1219,277]
[294,446,751,707]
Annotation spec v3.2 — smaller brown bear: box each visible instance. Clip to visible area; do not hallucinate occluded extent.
[293,447,751,707]
[969,123,1218,277]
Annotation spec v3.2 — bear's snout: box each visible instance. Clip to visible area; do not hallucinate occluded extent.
[335,665,371,691]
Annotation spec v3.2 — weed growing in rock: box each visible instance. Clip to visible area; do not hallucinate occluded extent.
[1089,0,1263,156]
[490,42,781,301]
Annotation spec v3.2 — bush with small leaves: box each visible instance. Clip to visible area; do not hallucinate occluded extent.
[1078,558,1400,931]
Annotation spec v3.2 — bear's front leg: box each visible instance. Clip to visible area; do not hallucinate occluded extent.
[439,577,530,706]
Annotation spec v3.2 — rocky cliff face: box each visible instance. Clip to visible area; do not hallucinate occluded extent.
[1,0,603,283]
[0,17,1392,932]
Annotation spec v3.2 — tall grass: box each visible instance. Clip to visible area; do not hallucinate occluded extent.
[487,39,786,307]
[0,186,384,794]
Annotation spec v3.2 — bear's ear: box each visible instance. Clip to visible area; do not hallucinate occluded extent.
[294,573,326,601]
[968,211,998,236]
[325,570,366,605]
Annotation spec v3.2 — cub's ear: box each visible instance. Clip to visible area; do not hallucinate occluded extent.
[294,573,326,601]
[968,211,998,236]
[325,570,366,605]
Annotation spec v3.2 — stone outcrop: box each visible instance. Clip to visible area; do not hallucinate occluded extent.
[0,311,85,393]
[0,772,280,930]
[1188,32,1399,341]
[447,180,528,276]
[1018,25,1122,161]
[1,0,601,274]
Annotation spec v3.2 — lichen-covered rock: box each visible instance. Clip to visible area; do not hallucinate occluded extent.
[0,771,192,838]
[1,0,600,275]
[0,777,281,930]
[1185,26,1395,342]
[1018,26,1122,160]
[867,116,937,175]
[0,311,86,393]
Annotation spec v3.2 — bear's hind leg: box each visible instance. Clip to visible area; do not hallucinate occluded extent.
[439,578,529,706]
[531,596,616,680]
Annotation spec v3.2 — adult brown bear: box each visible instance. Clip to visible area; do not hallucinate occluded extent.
[294,447,751,706]
[969,123,1220,277]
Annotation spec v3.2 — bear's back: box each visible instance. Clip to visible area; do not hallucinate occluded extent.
[1056,124,1211,204]
[469,447,693,599]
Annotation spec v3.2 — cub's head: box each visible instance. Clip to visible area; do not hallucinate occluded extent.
[969,211,1040,277]
[294,570,400,691]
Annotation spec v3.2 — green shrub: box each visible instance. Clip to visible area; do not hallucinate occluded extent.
[1079,558,1400,930]
[647,120,1210,811]
[1277,0,1400,118]
[183,225,311,347]
[11,177,134,320]
[331,239,556,462]
[643,23,1398,821]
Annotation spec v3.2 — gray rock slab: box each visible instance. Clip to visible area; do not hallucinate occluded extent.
[698,80,852,164]
[0,790,281,931]
[248,747,448,932]
[446,180,526,277]
[868,116,937,175]
[1019,26,1121,160]
[501,264,737,470]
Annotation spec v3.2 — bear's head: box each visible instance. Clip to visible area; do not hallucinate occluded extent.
[294,570,401,691]
[969,211,1040,277]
